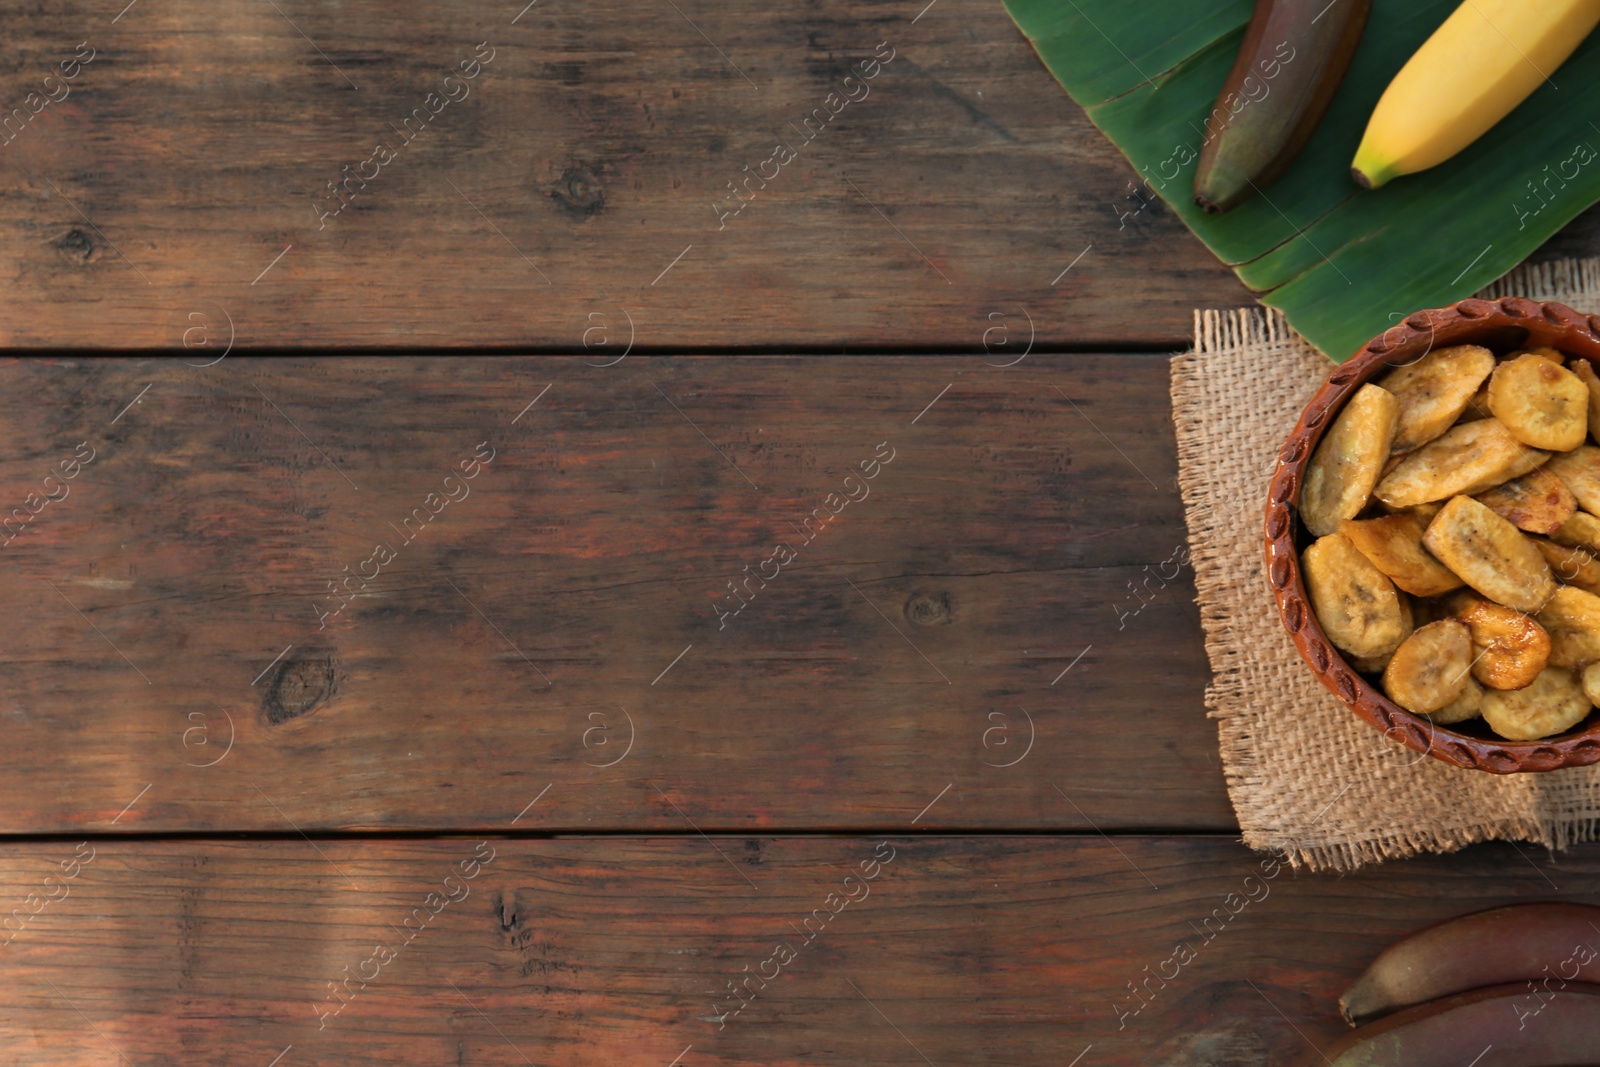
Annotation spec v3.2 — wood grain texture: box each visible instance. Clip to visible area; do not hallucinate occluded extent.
[0,355,1230,833]
[5,0,1600,351]
[0,835,1589,1066]
[2,0,1239,350]
[9,7,1600,1061]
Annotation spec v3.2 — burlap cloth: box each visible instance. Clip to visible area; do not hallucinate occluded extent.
[1174,257,1600,871]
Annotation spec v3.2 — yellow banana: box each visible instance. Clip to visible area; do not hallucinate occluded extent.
[1351,0,1600,189]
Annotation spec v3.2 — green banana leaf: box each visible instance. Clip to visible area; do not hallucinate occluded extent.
[1004,0,1600,360]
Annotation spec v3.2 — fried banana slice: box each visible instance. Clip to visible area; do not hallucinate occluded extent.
[1546,446,1600,515]
[1349,600,1414,671]
[1301,384,1399,537]
[1446,593,1551,690]
[1421,496,1556,613]
[1302,533,1410,659]
[1376,344,1495,453]
[1339,513,1463,597]
[1373,419,1547,509]
[1533,537,1600,595]
[1481,666,1591,741]
[1349,604,1416,674]
[1473,467,1577,534]
[1551,510,1600,554]
[1487,353,1588,451]
[1456,378,1493,423]
[1535,585,1600,670]
[1567,358,1600,442]
[1382,619,1472,714]
[1511,346,1566,364]
[1583,662,1600,708]
[1425,675,1484,725]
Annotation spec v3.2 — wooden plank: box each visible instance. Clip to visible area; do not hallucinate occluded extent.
[0,835,1589,1065]
[0,355,1232,833]
[5,1,1600,352]
[0,0,1265,350]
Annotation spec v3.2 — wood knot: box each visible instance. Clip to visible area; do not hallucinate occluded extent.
[903,591,952,627]
[264,652,336,725]
[56,228,96,263]
[551,167,604,217]
[494,890,519,932]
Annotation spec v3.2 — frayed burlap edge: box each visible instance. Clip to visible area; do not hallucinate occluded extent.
[1175,257,1600,872]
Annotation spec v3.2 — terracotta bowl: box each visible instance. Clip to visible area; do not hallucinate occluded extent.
[1266,297,1600,773]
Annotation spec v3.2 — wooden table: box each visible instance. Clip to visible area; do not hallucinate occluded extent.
[4,2,1598,1064]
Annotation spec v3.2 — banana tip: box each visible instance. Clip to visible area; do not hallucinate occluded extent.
[1350,166,1375,190]
[1194,194,1223,215]
[1338,980,1379,1026]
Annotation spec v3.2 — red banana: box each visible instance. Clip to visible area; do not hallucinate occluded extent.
[1340,902,1600,1025]
[1193,0,1371,213]
[1329,981,1600,1066]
